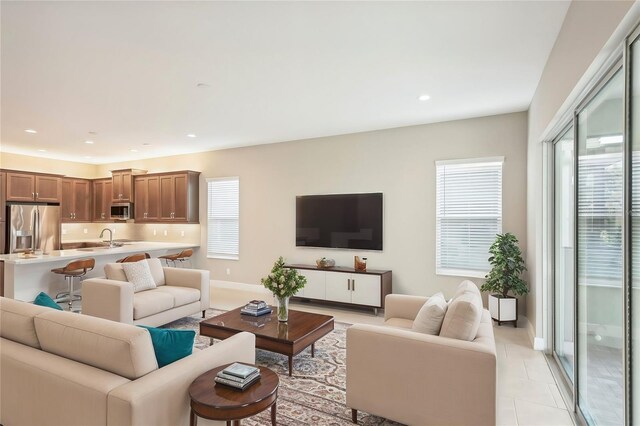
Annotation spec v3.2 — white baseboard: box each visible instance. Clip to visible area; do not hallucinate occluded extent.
[523,315,545,351]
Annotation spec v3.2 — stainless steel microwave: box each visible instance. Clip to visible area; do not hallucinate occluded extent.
[110,203,132,220]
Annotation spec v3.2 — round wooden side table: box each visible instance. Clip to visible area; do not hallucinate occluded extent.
[188,364,279,426]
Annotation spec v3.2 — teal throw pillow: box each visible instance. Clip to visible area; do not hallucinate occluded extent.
[138,325,195,367]
[33,292,63,311]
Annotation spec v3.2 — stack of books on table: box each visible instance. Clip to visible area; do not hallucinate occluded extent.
[240,300,272,317]
[214,363,261,391]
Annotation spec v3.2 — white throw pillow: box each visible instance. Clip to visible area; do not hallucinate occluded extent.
[145,258,165,286]
[412,292,448,335]
[122,261,157,293]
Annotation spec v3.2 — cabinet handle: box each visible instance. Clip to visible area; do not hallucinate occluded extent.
[101,213,105,219]
[32,192,35,199]
[352,279,355,292]
[347,279,351,291]
[36,192,39,199]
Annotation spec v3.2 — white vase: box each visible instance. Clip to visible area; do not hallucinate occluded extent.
[488,294,517,327]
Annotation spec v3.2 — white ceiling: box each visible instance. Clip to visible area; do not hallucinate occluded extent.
[1,1,570,164]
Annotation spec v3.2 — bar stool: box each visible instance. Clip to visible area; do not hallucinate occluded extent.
[159,249,193,268]
[52,258,95,312]
[116,253,150,263]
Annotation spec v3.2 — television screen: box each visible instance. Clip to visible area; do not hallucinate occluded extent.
[296,193,383,250]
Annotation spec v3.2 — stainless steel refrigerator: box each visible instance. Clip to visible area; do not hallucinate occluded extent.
[7,204,61,254]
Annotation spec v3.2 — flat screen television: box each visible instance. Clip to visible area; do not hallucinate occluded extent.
[296,193,383,250]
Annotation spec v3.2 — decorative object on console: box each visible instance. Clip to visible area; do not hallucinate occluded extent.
[481,233,528,327]
[354,256,367,272]
[261,257,307,322]
[315,257,335,269]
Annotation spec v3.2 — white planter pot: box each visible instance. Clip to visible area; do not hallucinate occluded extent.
[488,294,518,327]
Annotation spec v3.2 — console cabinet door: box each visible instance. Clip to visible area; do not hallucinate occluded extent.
[35,175,62,203]
[325,271,352,303]
[6,172,36,201]
[350,274,381,307]
[297,269,326,299]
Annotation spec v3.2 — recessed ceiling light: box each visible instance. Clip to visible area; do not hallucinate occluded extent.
[196,83,210,88]
[418,94,431,101]
[88,131,97,135]
[38,149,47,152]
[130,149,138,153]
[143,143,151,146]
[85,140,94,144]
[187,134,196,138]
[25,129,37,134]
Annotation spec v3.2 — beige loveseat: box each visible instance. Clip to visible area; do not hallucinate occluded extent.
[82,259,210,327]
[0,297,254,426]
[346,289,496,425]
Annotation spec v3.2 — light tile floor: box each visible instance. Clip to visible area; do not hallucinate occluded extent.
[210,282,575,426]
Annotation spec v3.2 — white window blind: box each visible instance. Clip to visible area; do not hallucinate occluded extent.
[207,177,239,260]
[436,158,503,277]
[578,152,623,286]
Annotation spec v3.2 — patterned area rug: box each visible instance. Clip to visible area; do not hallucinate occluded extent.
[165,310,402,426]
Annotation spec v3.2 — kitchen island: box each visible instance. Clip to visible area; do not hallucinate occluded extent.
[0,242,199,301]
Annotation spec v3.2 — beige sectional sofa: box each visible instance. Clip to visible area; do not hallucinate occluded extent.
[81,259,210,327]
[346,286,497,426]
[0,297,254,426]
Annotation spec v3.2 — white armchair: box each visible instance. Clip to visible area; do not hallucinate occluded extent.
[346,294,496,426]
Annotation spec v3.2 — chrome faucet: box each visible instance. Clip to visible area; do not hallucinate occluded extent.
[99,228,114,248]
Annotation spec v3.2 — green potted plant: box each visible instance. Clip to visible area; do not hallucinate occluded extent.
[261,257,307,322]
[480,233,528,327]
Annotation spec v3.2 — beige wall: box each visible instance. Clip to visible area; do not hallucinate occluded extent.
[526,0,634,341]
[0,151,100,178]
[97,111,528,300]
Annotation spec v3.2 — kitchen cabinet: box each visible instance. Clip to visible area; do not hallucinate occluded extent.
[158,171,199,223]
[288,265,392,314]
[61,178,92,222]
[5,172,62,203]
[0,171,6,222]
[111,170,132,202]
[92,178,112,222]
[134,176,160,221]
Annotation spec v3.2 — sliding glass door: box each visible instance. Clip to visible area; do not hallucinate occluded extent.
[576,68,624,425]
[554,127,575,382]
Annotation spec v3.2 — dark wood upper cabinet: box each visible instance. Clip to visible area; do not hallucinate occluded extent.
[142,171,199,223]
[61,178,92,223]
[134,176,160,222]
[5,171,61,203]
[93,178,112,222]
[111,169,146,202]
[0,172,6,222]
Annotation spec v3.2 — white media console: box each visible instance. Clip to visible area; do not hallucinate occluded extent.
[286,264,392,315]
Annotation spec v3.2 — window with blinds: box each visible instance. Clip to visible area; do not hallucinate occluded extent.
[207,177,239,260]
[578,152,624,286]
[436,158,503,277]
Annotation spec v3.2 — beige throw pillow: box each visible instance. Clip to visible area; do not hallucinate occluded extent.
[122,261,157,293]
[104,263,127,282]
[439,291,483,341]
[145,258,165,286]
[412,292,448,335]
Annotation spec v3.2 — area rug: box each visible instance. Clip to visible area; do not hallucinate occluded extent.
[164,310,402,426]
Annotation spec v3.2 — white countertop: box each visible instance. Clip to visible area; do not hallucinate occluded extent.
[0,242,198,265]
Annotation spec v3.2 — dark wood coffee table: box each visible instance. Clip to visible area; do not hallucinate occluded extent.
[200,307,335,376]
[189,364,278,426]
